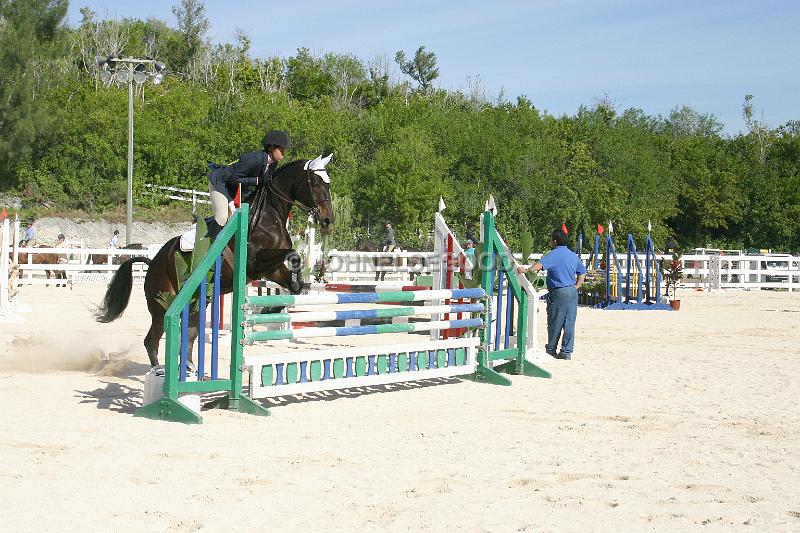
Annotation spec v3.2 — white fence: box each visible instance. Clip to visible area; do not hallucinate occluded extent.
[681,254,800,292]
[144,183,211,208]
[5,236,799,293]
[13,246,157,287]
[324,250,437,282]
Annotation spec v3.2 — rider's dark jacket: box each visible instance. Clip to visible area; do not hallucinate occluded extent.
[208,151,278,201]
[383,227,396,247]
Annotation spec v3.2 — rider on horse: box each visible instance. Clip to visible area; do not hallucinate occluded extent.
[207,129,291,231]
[382,221,397,252]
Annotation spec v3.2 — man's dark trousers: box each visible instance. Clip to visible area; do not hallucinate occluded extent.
[546,285,578,357]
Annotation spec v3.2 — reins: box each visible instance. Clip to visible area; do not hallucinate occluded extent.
[266,166,330,222]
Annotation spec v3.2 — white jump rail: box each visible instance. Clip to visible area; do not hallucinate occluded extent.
[1,218,23,321]
[245,337,480,398]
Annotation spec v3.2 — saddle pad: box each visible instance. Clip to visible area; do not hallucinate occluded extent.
[179,226,196,252]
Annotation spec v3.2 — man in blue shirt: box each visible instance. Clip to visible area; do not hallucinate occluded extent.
[518,229,586,360]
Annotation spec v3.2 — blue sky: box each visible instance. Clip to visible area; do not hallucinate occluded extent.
[67,0,799,136]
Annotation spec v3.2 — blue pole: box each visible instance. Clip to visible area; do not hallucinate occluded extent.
[211,255,221,380]
[179,304,189,381]
[504,278,513,349]
[197,279,206,378]
[593,234,600,270]
[494,268,504,351]
[626,234,632,303]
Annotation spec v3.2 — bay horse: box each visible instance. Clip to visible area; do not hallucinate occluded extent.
[17,243,67,285]
[93,157,334,366]
[355,238,427,281]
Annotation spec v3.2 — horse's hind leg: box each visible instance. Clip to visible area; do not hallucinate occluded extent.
[144,317,164,367]
[186,318,199,368]
[144,311,201,370]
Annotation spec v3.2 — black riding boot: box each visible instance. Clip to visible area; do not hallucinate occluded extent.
[206,219,223,239]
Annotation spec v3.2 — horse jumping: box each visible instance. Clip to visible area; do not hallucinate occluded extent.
[94,157,335,366]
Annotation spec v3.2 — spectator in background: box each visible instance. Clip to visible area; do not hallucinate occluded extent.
[109,229,119,248]
[21,221,35,245]
[464,239,476,280]
[464,239,476,260]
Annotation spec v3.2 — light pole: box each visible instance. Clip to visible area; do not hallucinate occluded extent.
[96,56,165,246]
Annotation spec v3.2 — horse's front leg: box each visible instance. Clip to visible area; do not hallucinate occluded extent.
[255,250,303,294]
[187,323,199,366]
[266,263,303,294]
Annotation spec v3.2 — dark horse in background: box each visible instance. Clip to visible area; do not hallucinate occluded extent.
[355,239,427,281]
[88,243,147,267]
[94,158,334,366]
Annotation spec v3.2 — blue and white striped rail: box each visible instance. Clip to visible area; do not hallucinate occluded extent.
[245,287,486,308]
[243,318,483,343]
[244,303,484,325]
[251,280,432,293]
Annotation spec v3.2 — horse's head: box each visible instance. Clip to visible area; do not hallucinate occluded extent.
[272,155,335,235]
[354,238,378,252]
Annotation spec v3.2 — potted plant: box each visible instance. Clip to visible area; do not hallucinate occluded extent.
[662,253,683,310]
[579,277,599,306]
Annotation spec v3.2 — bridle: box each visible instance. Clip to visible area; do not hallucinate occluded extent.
[267,166,331,224]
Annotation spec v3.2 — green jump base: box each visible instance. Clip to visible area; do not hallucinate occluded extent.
[134,394,269,424]
[134,397,203,424]
[205,394,270,418]
[458,363,513,386]
[494,359,552,379]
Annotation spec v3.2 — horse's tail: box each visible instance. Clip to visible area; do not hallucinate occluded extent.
[94,257,151,323]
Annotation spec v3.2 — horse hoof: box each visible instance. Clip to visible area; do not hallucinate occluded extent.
[259,306,286,315]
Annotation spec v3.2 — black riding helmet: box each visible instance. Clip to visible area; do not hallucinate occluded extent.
[262,130,291,150]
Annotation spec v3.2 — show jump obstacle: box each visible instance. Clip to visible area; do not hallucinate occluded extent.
[136,202,551,424]
[581,230,671,311]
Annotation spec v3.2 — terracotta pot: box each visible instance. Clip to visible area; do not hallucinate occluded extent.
[669,299,681,311]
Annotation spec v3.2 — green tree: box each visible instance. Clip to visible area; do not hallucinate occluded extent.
[170,0,208,75]
[0,0,69,187]
[395,46,439,92]
[350,125,449,245]
[669,136,746,243]
[664,105,723,137]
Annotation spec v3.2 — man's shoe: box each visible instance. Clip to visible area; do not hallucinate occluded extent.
[545,345,557,358]
[555,352,572,360]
